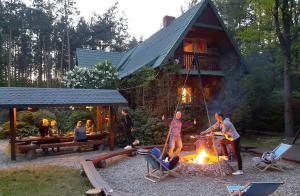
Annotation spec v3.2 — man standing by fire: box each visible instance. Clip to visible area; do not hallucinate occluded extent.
[169,111,183,158]
[206,112,243,175]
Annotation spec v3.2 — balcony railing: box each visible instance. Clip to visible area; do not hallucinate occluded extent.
[177,52,221,71]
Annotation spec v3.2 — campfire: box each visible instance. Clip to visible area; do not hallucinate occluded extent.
[186,149,219,164]
[177,139,233,176]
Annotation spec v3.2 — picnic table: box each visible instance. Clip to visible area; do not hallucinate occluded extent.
[15,133,108,159]
[16,132,107,144]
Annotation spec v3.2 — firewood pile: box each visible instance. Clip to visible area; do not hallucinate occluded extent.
[177,160,233,177]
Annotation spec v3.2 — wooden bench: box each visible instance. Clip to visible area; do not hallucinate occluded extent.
[92,149,137,168]
[81,160,114,196]
[18,144,40,159]
[40,139,105,152]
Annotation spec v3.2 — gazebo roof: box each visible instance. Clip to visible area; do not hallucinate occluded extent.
[0,87,127,108]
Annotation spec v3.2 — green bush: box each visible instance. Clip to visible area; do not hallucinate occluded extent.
[54,110,73,132]
[0,121,29,139]
[18,111,34,125]
[115,108,168,146]
[32,110,56,127]
[0,109,8,124]
[68,110,95,130]
[18,125,39,137]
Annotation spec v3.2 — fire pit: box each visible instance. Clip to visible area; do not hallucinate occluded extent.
[177,148,233,177]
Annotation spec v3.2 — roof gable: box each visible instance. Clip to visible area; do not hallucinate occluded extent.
[76,48,125,67]
[117,1,206,78]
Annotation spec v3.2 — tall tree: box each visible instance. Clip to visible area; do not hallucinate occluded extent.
[273,0,299,137]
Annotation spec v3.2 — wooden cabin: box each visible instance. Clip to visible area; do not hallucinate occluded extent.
[76,0,243,124]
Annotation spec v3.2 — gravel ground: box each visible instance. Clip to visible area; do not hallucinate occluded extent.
[1,139,300,196]
[98,154,300,196]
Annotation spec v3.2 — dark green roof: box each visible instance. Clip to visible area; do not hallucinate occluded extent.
[76,0,242,78]
[0,87,127,108]
[76,48,125,67]
[117,0,242,78]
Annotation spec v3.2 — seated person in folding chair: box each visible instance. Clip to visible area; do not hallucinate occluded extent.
[169,111,183,158]
[210,112,243,175]
[151,148,179,170]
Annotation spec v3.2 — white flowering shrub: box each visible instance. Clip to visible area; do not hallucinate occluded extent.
[63,61,119,89]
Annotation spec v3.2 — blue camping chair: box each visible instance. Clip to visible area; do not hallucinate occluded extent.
[137,149,181,183]
[253,143,292,172]
[227,182,284,196]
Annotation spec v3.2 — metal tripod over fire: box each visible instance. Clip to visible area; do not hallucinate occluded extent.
[161,53,226,177]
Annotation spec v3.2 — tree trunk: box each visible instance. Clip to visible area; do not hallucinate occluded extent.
[7,28,12,87]
[284,55,294,137]
[60,31,65,87]
[273,0,295,137]
[66,29,71,71]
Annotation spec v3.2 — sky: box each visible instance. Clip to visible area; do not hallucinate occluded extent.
[75,0,189,39]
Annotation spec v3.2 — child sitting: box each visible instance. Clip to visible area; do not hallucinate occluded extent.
[151,147,179,170]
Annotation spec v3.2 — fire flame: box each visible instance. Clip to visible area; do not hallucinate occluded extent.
[189,149,209,164]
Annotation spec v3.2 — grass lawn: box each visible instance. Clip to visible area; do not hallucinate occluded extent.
[0,166,90,196]
[240,134,291,148]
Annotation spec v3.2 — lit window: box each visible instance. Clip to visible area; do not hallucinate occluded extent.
[183,39,207,53]
[178,87,192,103]
[183,40,193,52]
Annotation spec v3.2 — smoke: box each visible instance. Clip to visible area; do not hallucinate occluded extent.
[207,54,247,122]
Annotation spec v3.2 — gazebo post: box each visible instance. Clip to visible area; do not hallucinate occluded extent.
[96,106,102,132]
[108,106,115,150]
[9,107,17,161]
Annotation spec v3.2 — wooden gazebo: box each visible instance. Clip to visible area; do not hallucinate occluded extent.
[0,87,128,160]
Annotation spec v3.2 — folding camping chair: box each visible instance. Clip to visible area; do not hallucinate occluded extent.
[253,143,292,172]
[138,150,181,183]
[227,182,284,196]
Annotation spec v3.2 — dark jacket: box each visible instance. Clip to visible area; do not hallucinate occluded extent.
[123,115,133,130]
[39,126,49,137]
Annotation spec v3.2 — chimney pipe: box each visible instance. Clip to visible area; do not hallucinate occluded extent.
[163,15,175,28]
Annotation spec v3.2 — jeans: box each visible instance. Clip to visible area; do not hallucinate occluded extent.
[162,153,179,170]
[125,129,134,146]
[220,137,242,170]
[169,135,182,157]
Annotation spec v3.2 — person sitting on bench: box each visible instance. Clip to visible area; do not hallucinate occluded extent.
[49,120,59,136]
[86,119,94,134]
[49,120,60,152]
[39,118,50,137]
[151,147,179,170]
[74,121,87,142]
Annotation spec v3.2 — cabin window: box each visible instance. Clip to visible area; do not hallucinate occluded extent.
[183,40,193,52]
[178,87,192,103]
[183,39,207,53]
[196,39,207,53]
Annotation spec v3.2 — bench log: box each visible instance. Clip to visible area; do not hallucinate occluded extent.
[92,149,137,168]
[40,139,105,150]
[18,144,39,159]
[81,160,114,196]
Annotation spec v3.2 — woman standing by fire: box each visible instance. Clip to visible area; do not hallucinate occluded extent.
[207,112,243,175]
[169,111,183,158]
